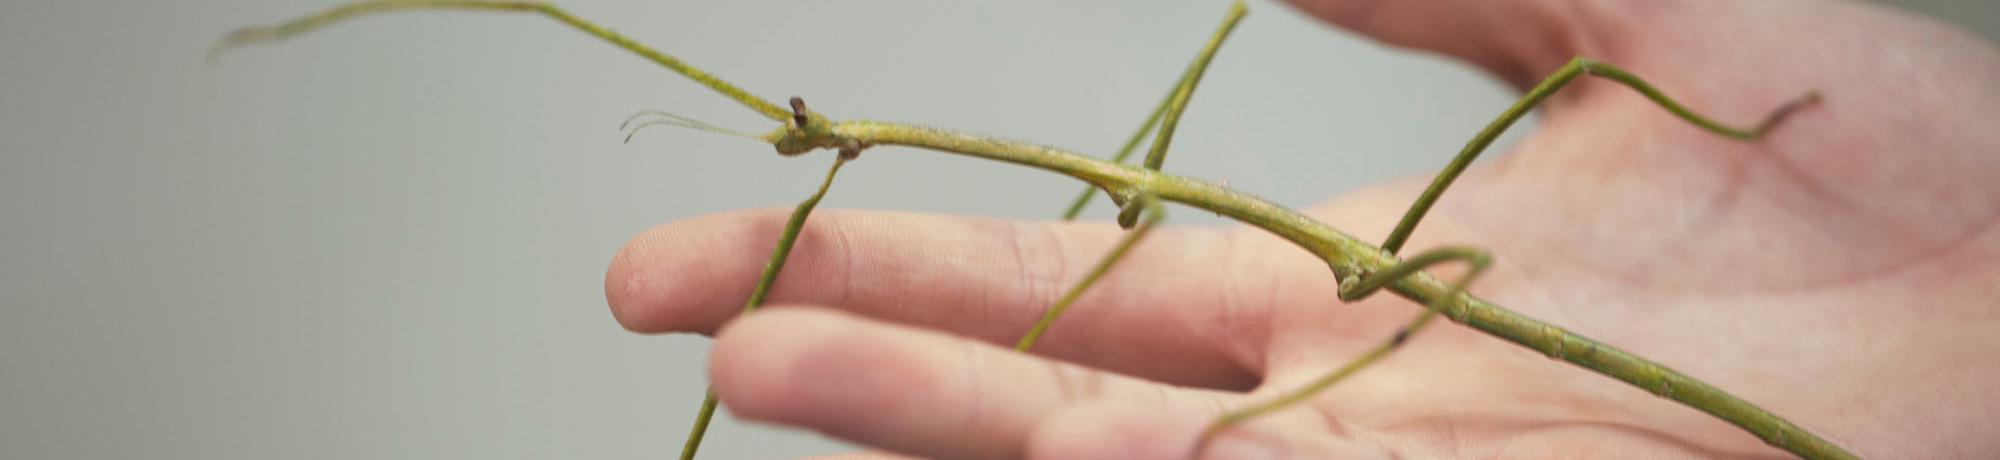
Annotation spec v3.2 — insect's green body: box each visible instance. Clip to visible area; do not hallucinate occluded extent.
[215,1,1856,459]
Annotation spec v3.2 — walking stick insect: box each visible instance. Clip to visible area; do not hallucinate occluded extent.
[214,1,1856,458]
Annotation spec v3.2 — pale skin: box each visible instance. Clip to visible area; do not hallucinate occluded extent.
[603,0,2000,458]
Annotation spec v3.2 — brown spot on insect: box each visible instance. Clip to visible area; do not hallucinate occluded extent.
[789,96,810,127]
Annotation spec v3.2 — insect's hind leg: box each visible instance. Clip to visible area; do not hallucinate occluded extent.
[1187,57,1817,458]
[1379,57,1819,255]
[1332,59,1820,401]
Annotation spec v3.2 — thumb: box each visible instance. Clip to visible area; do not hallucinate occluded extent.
[1283,0,1607,87]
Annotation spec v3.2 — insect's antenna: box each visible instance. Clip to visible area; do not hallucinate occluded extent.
[620,110,762,144]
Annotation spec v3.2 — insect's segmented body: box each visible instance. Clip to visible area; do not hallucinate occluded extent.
[217,2,1854,458]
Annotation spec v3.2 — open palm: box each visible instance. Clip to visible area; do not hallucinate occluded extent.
[607,0,2000,458]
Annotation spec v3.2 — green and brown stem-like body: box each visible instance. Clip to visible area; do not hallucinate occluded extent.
[216,2,1855,458]
[827,120,1854,460]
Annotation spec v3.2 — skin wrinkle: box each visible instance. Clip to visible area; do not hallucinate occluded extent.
[1044,356,1106,403]
[1390,416,1782,459]
[1000,220,1031,343]
[1511,0,1582,88]
[828,213,857,312]
[1044,359,1078,401]
[1137,383,1181,452]
[1608,136,1775,291]
[1164,377,1237,418]
[1503,157,2000,299]
[1023,222,1268,389]
[1558,0,1616,66]
[1463,68,1994,297]
[1000,218,1048,344]
[1575,0,1696,77]
[1037,220,1072,349]
[1202,391,1232,451]
[1312,290,1773,456]
[957,334,987,445]
[1227,422,1301,460]
[1433,416,1463,458]
[1503,0,1577,86]
[1504,5,2000,299]
[1307,401,1357,444]
[1741,131,1921,252]
[1218,227,1276,382]
[1787,194,2000,296]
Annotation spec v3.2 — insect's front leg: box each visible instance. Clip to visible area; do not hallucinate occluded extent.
[681,154,852,460]
[213,0,794,122]
[1015,197,1165,353]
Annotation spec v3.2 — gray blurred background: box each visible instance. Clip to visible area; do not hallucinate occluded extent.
[2,1,1992,458]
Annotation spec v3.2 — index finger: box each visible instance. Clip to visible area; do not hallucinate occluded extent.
[605,208,1325,390]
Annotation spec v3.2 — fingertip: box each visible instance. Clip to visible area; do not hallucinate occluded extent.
[708,308,939,433]
[603,209,788,334]
[602,226,672,333]
[707,307,834,422]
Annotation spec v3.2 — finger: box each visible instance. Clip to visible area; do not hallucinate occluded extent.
[609,208,1335,389]
[710,307,1236,460]
[1282,0,1599,87]
[1026,401,1395,460]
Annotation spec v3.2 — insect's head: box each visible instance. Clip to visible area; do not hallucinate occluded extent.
[625,96,856,159]
[770,96,848,156]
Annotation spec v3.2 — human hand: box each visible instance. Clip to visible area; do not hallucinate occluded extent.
[606,0,2000,458]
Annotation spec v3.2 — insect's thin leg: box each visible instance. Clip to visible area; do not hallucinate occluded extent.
[1060,0,1247,219]
[1015,197,1165,352]
[1378,57,1819,254]
[215,0,792,122]
[1032,2,1236,353]
[681,155,851,460]
[1140,1,1247,172]
[679,392,720,460]
[1192,247,1491,458]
